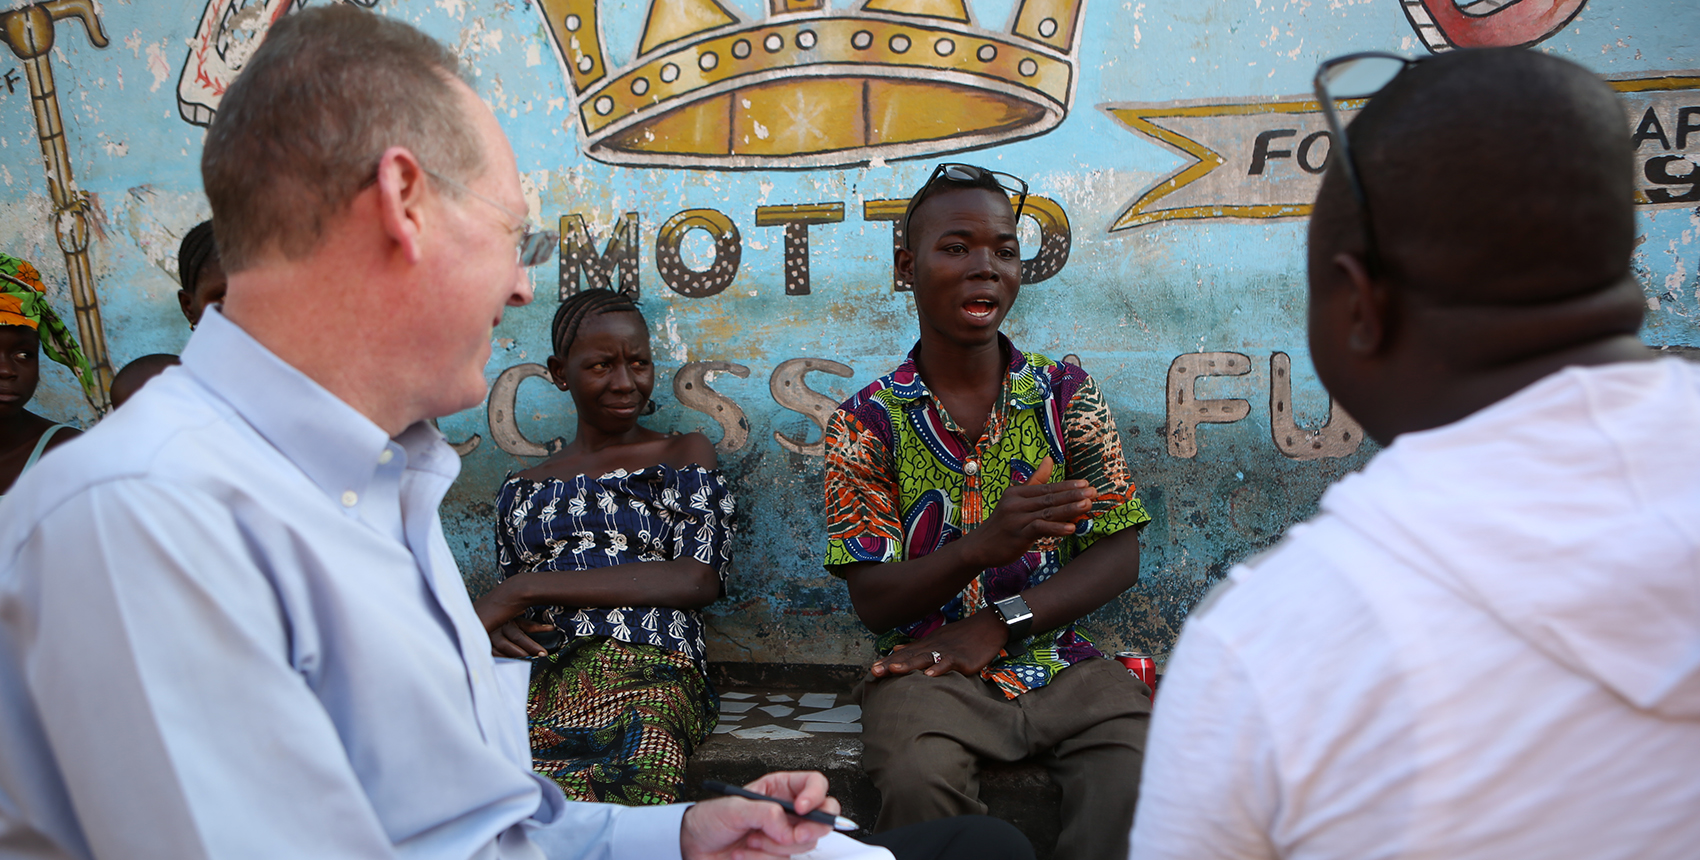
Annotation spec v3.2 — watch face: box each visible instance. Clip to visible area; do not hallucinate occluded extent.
[995,595,1035,645]
[997,595,1032,621]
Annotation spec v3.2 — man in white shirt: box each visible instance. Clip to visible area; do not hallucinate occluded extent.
[1129,48,1700,860]
[0,7,840,859]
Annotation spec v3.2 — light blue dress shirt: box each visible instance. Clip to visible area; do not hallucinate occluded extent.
[0,309,688,860]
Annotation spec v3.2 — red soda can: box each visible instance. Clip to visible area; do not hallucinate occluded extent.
[1116,651,1158,692]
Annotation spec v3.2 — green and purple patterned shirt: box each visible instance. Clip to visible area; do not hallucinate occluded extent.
[824,337,1150,699]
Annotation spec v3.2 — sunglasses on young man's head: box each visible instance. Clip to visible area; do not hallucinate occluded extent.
[1312,51,1423,277]
[901,163,1031,247]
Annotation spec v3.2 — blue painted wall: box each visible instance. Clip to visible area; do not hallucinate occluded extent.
[2,0,1695,666]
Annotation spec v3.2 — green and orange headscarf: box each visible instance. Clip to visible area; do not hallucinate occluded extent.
[0,253,96,401]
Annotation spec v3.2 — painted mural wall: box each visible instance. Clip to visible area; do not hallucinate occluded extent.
[2,0,1696,666]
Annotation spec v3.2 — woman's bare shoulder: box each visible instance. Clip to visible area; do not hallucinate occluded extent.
[42,423,80,451]
[662,431,717,471]
[510,446,591,484]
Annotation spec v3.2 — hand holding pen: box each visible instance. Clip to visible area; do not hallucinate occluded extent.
[704,779,860,831]
[679,771,846,859]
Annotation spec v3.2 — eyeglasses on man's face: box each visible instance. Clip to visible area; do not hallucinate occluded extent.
[1312,51,1422,276]
[423,169,559,268]
[902,163,1031,247]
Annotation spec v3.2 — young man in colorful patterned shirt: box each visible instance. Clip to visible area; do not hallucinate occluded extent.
[823,164,1153,860]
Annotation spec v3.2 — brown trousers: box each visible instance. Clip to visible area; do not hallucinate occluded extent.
[854,657,1151,860]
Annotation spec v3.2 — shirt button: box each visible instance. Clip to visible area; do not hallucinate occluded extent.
[378,449,394,465]
[341,490,358,507]
[964,460,979,476]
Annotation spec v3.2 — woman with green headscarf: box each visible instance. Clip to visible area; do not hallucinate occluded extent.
[1,253,88,495]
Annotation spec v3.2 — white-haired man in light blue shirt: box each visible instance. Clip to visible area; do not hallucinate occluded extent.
[0,6,837,859]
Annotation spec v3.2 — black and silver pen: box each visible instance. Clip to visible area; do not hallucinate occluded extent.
[701,779,859,831]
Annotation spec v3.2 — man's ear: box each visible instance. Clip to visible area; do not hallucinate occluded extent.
[374,146,431,265]
[895,246,915,288]
[1332,252,1393,355]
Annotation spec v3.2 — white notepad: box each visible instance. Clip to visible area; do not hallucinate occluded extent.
[797,832,897,860]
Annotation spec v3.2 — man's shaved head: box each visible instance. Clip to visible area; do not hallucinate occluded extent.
[1307,48,1650,443]
[1311,48,1635,304]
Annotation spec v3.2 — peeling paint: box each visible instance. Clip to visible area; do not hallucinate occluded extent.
[144,39,169,91]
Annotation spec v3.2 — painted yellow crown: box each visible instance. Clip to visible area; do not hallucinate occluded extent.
[536,0,1086,168]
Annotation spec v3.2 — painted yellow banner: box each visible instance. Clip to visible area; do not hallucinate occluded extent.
[1100,71,1700,234]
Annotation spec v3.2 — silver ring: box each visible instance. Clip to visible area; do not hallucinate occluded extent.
[931,651,942,664]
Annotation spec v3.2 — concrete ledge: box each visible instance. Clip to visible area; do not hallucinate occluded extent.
[687,663,1062,859]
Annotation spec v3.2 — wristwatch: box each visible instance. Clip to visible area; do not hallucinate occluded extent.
[992,594,1035,643]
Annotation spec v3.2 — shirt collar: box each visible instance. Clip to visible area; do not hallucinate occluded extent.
[180,308,459,506]
[886,334,1052,409]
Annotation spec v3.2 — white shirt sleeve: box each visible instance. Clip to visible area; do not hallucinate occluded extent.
[1129,616,1280,860]
[14,480,401,859]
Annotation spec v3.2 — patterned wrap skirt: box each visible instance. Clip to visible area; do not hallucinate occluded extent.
[528,635,718,805]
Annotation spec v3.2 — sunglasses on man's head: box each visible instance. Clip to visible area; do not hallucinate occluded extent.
[1312,51,1424,276]
[902,163,1031,246]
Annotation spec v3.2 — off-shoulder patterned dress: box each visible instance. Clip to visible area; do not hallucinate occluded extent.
[494,464,733,805]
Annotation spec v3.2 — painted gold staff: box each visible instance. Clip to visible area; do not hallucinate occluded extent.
[1,0,113,412]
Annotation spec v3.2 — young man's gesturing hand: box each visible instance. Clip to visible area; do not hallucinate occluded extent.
[962,457,1096,570]
[869,458,1098,679]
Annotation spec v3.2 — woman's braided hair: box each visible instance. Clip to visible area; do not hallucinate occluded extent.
[550,288,642,358]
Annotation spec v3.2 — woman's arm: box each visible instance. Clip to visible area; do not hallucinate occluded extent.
[473,557,721,634]
[477,440,730,656]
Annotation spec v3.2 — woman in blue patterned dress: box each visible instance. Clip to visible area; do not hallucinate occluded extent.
[472,289,730,805]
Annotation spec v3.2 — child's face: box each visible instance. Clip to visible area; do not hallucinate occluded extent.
[0,325,41,420]
[179,255,229,327]
[900,186,1022,351]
